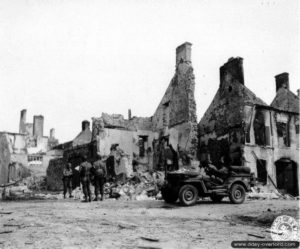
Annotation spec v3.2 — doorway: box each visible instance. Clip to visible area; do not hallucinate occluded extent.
[275,159,298,196]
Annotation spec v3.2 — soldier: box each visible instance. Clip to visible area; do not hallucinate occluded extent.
[79,155,92,202]
[106,147,117,182]
[63,163,73,199]
[92,155,107,201]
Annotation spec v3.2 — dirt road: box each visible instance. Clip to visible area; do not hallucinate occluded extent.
[0,198,299,249]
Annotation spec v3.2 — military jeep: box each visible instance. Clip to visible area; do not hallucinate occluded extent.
[161,166,255,206]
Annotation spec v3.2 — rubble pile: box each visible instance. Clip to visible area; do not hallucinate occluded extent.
[103,170,165,201]
[247,185,298,200]
[1,175,54,201]
[22,175,47,191]
[67,171,165,201]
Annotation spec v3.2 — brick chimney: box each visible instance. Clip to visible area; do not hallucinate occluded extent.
[50,128,55,139]
[220,57,244,87]
[82,120,90,131]
[176,42,192,66]
[275,73,289,92]
[33,115,44,137]
[19,109,27,134]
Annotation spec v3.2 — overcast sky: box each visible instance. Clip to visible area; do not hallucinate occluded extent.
[0,0,299,143]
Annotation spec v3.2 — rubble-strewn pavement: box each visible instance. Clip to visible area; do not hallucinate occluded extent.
[0,199,298,249]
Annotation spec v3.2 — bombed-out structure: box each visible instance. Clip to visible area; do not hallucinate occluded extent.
[47,42,199,190]
[0,110,59,185]
[91,42,198,168]
[198,58,299,196]
[46,120,94,190]
[46,42,299,196]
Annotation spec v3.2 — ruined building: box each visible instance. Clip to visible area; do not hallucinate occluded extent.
[47,42,298,196]
[91,42,198,167]
[47,120,94,190]
[198,58,299,196]
[0,110,59,185]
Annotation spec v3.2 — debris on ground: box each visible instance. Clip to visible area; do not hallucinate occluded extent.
[0,230,13,234]
[228,208,299,228]
[0,175,61,201]
[0,168,164,201]
[103,170,165,201]
[247,184,298,200]
[140,236,160,242]
[0,211,12,215]
[247,233,265,239]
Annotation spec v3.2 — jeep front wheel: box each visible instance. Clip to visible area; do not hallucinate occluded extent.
[179,184,198,206]
[229,183,246,204]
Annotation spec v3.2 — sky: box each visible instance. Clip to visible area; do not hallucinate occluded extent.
[0,0,299,143]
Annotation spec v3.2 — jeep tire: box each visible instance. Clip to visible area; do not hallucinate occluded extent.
[229,183,246,204]
[179,184,198,206]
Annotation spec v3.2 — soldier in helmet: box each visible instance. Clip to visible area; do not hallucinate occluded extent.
[79,155,92,202]
[62,162,73,199]
[92,155,107,201]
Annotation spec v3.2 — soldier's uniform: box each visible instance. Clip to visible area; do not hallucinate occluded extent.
[63,164,73,198]
[79,160,92,202]
[92,159,107,201]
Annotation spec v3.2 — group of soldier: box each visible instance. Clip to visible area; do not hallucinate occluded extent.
[62,154,107,202]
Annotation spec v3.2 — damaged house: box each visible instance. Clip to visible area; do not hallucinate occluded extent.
[91,42,198,169]
[0,109,60,185]
[47,42,199,191]
[198,58,299,196]
[47,120,93,190]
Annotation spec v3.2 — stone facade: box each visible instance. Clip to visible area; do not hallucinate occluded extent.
[198,58,299,196]
[152,42,198,156]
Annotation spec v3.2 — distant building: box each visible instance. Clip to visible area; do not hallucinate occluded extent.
[0,110,60,185]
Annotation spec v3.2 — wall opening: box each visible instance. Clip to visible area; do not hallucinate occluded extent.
[138,136,148,157]
[276,122,290,147]
[162,101,170,127]
[256,159,267,185]
[253,110,270,146]
[275,159,298,196]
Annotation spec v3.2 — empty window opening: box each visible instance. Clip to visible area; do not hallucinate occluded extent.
[253,110,270,146]
[276,122,290,147]
[256,159,267,185]
[139,136,148,157]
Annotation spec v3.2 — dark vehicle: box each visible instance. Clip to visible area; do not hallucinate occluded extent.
[161,166,255,206]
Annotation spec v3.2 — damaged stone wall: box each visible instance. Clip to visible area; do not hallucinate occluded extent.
[90,43,198,164]
[199,57,299,195]
[91,113,155,158]
[243,105,299,195]
[0,134,11,185]
[92,113,153,135]
[198,57,267,166]
[152,42,198,156]
[0,134,30,185]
